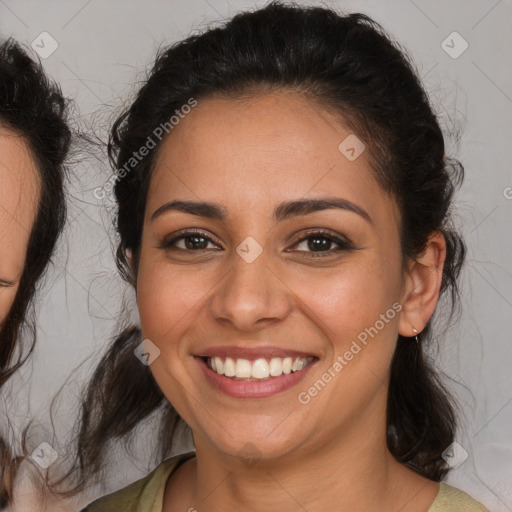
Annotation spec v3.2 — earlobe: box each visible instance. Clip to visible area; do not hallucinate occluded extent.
[125,248,138,289]
[398,231,447,337]
[126,248,133,269]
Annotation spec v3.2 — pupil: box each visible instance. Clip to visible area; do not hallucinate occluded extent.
[309,237,329,251]
[186,236,207,250]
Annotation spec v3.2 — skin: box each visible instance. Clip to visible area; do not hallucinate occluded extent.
[135,90,446,511]
[0,126,40,325]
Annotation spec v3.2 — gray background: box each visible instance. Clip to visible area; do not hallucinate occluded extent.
[1,0,511,510]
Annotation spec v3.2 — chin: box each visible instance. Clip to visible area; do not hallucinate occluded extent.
[198,425,305,465]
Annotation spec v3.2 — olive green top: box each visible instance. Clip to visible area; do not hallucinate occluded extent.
[81,451,488,511]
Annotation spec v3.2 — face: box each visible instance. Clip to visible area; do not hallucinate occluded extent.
[0,127,40,325]
[136,90,410,462]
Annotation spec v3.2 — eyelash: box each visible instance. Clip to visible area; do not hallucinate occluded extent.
[158,228,354,258]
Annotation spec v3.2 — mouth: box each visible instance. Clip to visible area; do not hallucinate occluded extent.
[194,348,319,398]
[202,355,315,381]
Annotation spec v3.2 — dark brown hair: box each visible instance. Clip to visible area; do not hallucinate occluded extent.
[0,38,70,508]
[59,0,465,496]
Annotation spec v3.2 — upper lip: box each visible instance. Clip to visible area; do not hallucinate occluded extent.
[195,345,318,361]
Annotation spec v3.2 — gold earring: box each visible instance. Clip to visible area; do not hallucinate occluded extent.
[412,327,419,344]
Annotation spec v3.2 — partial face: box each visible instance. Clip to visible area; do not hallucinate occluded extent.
[0,127,40,325]
[136,90,407,461]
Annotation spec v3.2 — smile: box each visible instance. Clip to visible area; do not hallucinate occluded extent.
[205,356,314,380]
[195,350,318,398]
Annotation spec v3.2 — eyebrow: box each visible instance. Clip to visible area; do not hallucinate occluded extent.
[151,197,373,225]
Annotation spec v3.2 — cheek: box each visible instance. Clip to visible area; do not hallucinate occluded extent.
[136,252,210,349]
[291,263,403,408]
[291,267,402,416]
[293,259,401,342]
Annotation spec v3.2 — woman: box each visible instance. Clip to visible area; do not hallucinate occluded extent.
[65,2,487,510]
[0,38,70,508]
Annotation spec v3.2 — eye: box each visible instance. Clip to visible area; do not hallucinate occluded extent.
[158,229,222,251]
[287,229,354,257]
[158,228,354,257]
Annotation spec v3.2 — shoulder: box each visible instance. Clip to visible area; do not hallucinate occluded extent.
[79,451,196,512]
[428,482,489,511]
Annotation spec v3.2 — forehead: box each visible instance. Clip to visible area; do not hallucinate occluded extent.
[147,90,399,227]
[0,126,40,190]
[0,127,40,259]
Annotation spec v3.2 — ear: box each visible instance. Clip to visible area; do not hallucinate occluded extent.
[126,248,133,269]
[125,248,137,286]
[398,231,446,337]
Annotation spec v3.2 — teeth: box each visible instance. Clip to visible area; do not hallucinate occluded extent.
[252,359,270,379]
[214,356,224,374]
[269,358,282,377]
[292,358,306,371]
[224,357,236,377]
[235,358,252,378]
[207,356,313,380]
[282,357,292,375]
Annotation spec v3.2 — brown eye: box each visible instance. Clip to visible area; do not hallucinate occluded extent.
[288,230,353,257]
[159,229,221,251]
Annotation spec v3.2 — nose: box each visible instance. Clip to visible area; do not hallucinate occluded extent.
[209,246,293,332]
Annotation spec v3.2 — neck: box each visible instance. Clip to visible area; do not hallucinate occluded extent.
[165,403,438,511]
[195,434,393,511]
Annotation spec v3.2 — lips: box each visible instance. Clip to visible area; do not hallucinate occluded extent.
[194,345,319,398]
[196,345,317,360]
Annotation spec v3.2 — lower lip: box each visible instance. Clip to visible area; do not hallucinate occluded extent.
[195,356,317,398]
